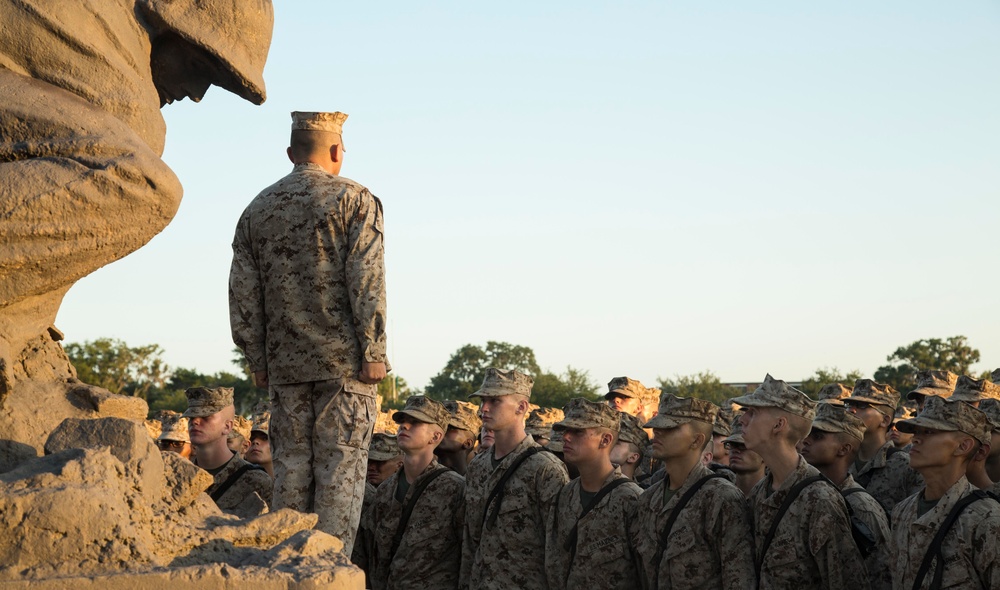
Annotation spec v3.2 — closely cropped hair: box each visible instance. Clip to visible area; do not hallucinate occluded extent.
[289,129,340,159]
[781,410,811,445]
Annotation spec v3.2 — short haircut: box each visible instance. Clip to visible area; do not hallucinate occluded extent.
[289,129,341,159]
[780,409,811,445]
[689,419,714,445]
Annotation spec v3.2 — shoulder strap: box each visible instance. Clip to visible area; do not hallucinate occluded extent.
[911,490,992,590]
[482,446,546,528]
[563,477,632,557]
[755,475,824,577]
[210,463,265,502]
[388,467,450,561]
[843,486,891,525]
[650,473,726,589]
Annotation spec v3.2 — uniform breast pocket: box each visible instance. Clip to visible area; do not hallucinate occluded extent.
[934,550,975,589]
[662,526,714,584]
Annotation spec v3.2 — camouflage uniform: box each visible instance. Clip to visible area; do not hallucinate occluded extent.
[630,461,755,590]
[365,461,465,590]
[350,480,379,581]
[749,456,872,590]
[206,451,273,518]
[229,112,387,552]
[461,436,569,590]
[546,467,640,590]
[849,440,923,511]
[842,474,893,590]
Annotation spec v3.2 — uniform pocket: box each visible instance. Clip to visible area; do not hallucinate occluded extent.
[336,392,375,449]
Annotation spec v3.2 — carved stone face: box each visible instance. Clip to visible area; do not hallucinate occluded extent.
[150,33,234,106]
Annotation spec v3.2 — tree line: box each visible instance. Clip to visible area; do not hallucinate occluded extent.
[63,335,987,417]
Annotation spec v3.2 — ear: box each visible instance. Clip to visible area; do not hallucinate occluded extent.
[330,143,341,163]
[600,432,614,448]
[626,451,641,466]
[836,442,853,458]
[955,436,977,457]
[461,437,475,451]
[691,431,706,450]
[286,146,294,163]
[773,416,786,436]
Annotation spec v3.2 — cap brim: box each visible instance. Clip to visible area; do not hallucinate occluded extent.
[643,415,688,429]
[368,451,400,461]
[722,434,745,444]
[894,416,960,435]
[811,420,847,434]
[818,399,845,406]
[730,395,773,409]
[604,390,639,400]
[907,387,951,401]
[182,406,218,418]
[553,417,605,431]
[392,409,437,425]
[847,396,893,408]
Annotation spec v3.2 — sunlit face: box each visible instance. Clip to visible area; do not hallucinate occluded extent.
[189,411,232,447]
[479,395,524,431]
[843,400,890,434]
[712,434,730,466]
[157,438,192,460]
[725,440,764,474]
[560,427,607,465]
[607,394,642,417]
[246,432,271,465]
[480,427,495,450]
[650,423,698,461]
[908,427,968,471]
[367,457,402,486]
[396,416,443,452]
[738,406,774,451]
[438,426,474,453]
[610,441,639,467]
[800,428,843,468]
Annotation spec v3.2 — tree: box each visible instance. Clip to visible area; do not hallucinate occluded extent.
[874,336,980,393]
[799,367,864,398]
[378,374,412,410]
[65,338,168,399]
[658,371,738,406]
[531,367,601,408]
[425,341,542,400]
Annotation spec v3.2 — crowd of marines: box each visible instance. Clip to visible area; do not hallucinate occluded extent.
[150,366,1000,590]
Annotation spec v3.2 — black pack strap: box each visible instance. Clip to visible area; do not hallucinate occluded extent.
[911,489,994,590]
[843,486,891,525]
[210,463,265,502]
[755,475,825,577]
[564,477,632,560]
[482,446,545,528]
[651,472,726,588]
[389,467,450,561]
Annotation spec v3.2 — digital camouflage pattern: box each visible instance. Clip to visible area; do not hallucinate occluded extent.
[947,375,1000,405]
[630,461,755,590]
[849,440,924,511]
[731,373,817,420]
[269,380,374,555]
[461,436,568,590]
[350,480,380,585]
[364,461,465,590]
[842,474,892,590]
[546,467,640,590]
[229,162,388,386]
[749,456,872,590]
[206,451,272,518]
[891,477,1000,590]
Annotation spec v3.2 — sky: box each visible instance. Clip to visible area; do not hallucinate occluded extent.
[56,1,1000,392]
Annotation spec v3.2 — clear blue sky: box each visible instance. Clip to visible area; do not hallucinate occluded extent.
[57,1,1000,391]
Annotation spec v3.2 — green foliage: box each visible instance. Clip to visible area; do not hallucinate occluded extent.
[657,371,739,406]
[531,367,601,408]
[873,336,980,392]
[378,374,412,411]
[65,338,168,399]
[799,367,864,398]
[425,341,542,400]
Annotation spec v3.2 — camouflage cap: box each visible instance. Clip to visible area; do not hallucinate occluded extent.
[470,368,533,399]
[291,111,348,134]
[731,374,817,421]
[157,416,190,443]
[817,383,852,405]
[552,399,620,433]
[546,429,564,453]
[228,415,251,441]
[526,407,565,437]
[906,370,959,401]
[723,416,746,445]
[894,402,918,422]
[443,400,482,434]
[992,368,1000,384]
[645,394,719,429]
[250,402,270,436]
[182,386,235,418]
[617,412,649,448]
[392,396,451,432]
[895,396,992,445]
[949,375,1000,404]
[978,399,1000,433]
[713,407,734,437]
[848,379,900,410]
[811,403,867,443]
[604,376,647,400]
[368,433,402,461]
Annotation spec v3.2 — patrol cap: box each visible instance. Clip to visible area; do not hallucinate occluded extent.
[731,374,817,421]
[546,429,564,453]
[617,412,649,447]
[157,416,190,443]
[392,396,451,432]
[443,400,482,434]
[811,403,867,443]
[228,415,251,441]
[894,402,918,422]
[470,368,533,400]
[895,396,992,446]
[817,383,852,405]
[848,379,900,410]
[140,0,273,104]
[552,399,620,433]
[526,407,565,437]
[250,402,270,436]
[604,376,647,400]
[978,399,1000,433]
[949,375,1000,405]
[368,433,402,461]
[723,416,746,445]
[644,394,719,430]
[906,370,958,402]
[183,386,235,418]
[713,407,734,437]
[291,111,348,135]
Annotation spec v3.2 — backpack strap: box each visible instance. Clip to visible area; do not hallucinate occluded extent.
[389,467,450,561]
[843,486,891,526]
[755,474,825,578]
[563,477,632,560]
[911,489,994,590]
[209,463,265,502]
[482,446,546,528]
[652,472,726,586]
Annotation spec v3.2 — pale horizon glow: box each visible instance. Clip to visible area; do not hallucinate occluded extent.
[56,1,1000,392]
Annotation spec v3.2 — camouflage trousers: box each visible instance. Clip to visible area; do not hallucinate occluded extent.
[270,380,375,554]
